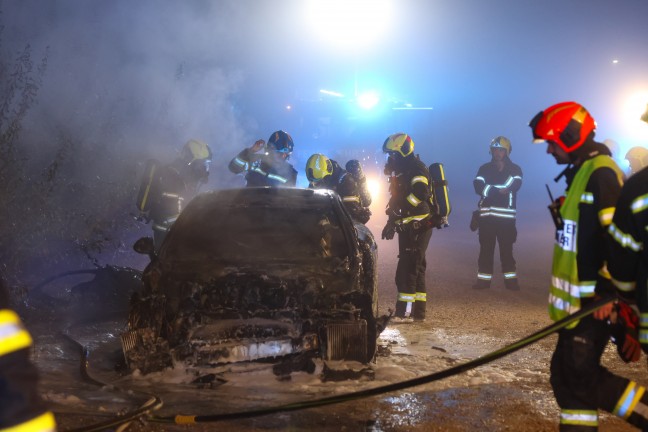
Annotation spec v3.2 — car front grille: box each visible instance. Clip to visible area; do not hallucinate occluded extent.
[326,320,367,362]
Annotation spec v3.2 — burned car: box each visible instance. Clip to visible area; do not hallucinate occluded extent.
[122,187,385,374]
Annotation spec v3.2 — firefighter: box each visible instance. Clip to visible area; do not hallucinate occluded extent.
[305,154,372,224]
[625,146,648,177]
[1,276,57,431]
[228,130,297,187]
[472,136,523,290]
[345,159,373,210]
[381,133,433,322]
[140,139,212,251]
[530,101,648,431]
[607,165,648,356]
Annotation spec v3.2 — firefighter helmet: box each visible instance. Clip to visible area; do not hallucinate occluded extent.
[625,146,648,172]
[383,133,414,157]
[181,139,212,162]
[529,101,596,153]
[306,153,333,183]
[490,136,511,156]
[266,130,294,154]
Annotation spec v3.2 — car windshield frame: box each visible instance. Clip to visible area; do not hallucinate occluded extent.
[159,188,357,266]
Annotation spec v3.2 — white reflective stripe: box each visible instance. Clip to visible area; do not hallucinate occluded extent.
[550,293,579,315]
[474,176,485,183]
[477,273,492,280]
[407,193,421,206]
[414,292,427,301]
[267,173,288,183]
[233,157,248,169]
[342,196,360,203]
[411,175,428,186]
[614,381,645,419]
[611,277,636,292]
[599,207,615,226]
[504,272,517,279]
[479,211,516,219]
[398,293,415,302]
[608,223,642,252]
[552,276,596,298]
[480,206,516,213]
[161,192,181,198]
[497,176,515,188]
[482,185,491,197]
[398,214,429,224]
[153,223,172,232]
[640,329,648,345]
[580,192,594,203]
[631,194,648,213]
[641,313,648,326]
[512,175,522,181]
[560,410,598,426]
[251,166,267,176]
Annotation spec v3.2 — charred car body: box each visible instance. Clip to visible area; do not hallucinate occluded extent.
[122,187,385,374]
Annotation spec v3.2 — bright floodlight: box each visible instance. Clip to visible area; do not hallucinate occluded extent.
[305,0,392,51]
[621,90,648,139]
[357,91,380,110]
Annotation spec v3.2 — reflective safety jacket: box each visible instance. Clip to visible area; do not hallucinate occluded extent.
[309,160,371,223]
[146,162,189,234]
[229,148,297,187]
[1,285,56,431]
[387,155,432,226]
[549,154,623,325]
[607,166,648,344]
[473,157,523,219]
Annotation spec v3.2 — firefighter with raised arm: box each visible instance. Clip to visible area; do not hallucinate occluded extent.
[228,130,297,187]
[136,139,212,252]
[305,154,371,224]
[381,133,432,322]
[1,276,57,431]
[345,159,373,210]
[530,101,648,431]
[472,136,523,290]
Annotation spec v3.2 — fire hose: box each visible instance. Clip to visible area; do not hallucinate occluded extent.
[147,295,615,424]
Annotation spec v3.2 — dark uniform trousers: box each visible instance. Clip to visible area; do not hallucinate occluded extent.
[477,216,517,286]
[551,314,648,431]
[395,225,433,320]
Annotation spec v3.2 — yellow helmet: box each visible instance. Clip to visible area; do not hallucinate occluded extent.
[306,153,333,183]
[382,133,414,157]
[182,139,212,162]
[490,136,511,156]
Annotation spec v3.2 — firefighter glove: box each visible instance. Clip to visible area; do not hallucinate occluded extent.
[382,220,396,240]
[610,302,642,363]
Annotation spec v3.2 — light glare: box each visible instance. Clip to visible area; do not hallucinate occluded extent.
[305,0,392,51]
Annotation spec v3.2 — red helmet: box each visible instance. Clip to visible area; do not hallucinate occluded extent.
[529,102,596,153]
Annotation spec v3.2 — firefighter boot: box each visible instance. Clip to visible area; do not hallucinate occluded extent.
[412,301,426,322]
[504,278,520,291]
[615,381,648,430]
[394,301,409,318]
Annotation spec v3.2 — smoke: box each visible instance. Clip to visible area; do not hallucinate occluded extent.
[1,1,261,280]
[1,0,647,284]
